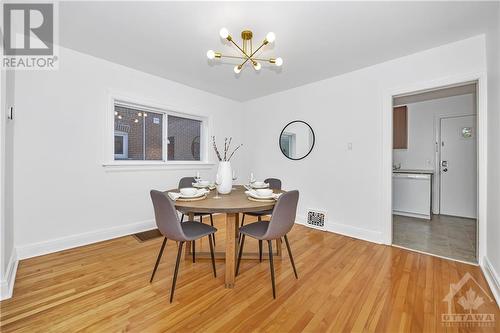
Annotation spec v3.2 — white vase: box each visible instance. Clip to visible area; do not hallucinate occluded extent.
[216,161,232,194]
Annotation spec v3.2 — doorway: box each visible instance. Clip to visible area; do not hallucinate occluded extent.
[391,83,478,263]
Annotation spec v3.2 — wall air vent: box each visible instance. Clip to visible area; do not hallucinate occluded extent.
[307,210,326,229]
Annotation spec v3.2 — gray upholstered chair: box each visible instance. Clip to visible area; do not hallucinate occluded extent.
[149,190,217,303]
[236,190,299,299]
[178,177,216,251]
[239,178,282,244]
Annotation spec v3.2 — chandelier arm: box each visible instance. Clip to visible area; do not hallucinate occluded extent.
[238,41,267,68]
[229,39,252,59]
[219,55,250,60]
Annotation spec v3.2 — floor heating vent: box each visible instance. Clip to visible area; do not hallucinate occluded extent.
[307,210,326,229]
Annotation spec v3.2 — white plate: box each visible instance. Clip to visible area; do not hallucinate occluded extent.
[250,183,269,189]
[180,190,206,199]
[246,191,275,200]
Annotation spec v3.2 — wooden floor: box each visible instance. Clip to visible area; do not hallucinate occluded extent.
[1,215,498,332]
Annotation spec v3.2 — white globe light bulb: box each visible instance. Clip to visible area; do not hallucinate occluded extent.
[234,65,241,74]
[275,57,283,66]
[219,27,229,39]
[266,32,276,43]
[253,62,261,71]
[206,50,215,60]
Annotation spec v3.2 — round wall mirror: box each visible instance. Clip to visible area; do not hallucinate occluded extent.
[279,120,315,160]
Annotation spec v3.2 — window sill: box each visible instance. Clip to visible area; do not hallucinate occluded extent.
[102,161,216,172]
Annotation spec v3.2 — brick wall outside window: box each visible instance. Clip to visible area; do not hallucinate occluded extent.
[114,105,202,161]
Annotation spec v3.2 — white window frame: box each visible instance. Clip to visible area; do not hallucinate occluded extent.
[104,92,213,170]
[114,131,128,160]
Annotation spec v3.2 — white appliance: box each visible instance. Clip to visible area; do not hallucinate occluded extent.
[393,173,432,219]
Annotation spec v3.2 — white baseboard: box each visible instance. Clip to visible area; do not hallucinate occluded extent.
[16,219,156,260]
[0,248,18,300]
[296,216,383,244]
[481,256,500,307]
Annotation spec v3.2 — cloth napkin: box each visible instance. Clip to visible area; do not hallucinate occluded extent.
[168,189,208,201]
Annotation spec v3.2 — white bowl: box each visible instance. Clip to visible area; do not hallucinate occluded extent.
[198,180,210,187]
[180,188,198,196]
[252,181,266,187]
[256,189,273,197]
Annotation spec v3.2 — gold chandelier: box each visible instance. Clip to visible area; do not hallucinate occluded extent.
[206,28,283,74]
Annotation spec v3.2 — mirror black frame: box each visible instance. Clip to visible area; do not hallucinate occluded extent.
[279,120,316,160]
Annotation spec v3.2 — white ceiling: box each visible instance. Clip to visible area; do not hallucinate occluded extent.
[59,1,498,101]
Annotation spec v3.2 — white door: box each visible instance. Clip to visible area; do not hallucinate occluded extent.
[439,115,477,218]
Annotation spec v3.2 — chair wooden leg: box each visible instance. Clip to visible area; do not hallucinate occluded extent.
[170,241,184,303]
[284,234,298,279]
[258,216,262,221]
[238,214,246,244]
[268,240,276,299]
[150,237,167,283]
[209,214,216,245]
[209,234,216,277]
[236,234,245,276]
[192,240,195,263]
[259,240,263,262]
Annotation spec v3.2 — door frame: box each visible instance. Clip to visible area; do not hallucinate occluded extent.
[381,72,487,265]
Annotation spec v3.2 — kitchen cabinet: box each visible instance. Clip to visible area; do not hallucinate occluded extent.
[393,106,408,149]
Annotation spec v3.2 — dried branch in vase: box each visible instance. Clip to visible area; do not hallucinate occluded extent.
[212,136,242,162]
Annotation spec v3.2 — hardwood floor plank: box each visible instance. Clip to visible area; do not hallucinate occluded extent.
[1,215,498,332]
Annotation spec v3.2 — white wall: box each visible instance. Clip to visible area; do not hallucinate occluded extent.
[393,94,476,170]
[485,3,500,304]
[13,46,246,258]
[393,94,476,213]
[243,36,486,243]
[1,68,16,300]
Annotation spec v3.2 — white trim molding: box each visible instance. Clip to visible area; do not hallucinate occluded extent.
[0,249,18,300]
[16,219,156,260]
[482,257,500,306]
[296,216,383,244]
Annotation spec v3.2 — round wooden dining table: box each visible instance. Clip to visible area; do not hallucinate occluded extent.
[168,185,283,288]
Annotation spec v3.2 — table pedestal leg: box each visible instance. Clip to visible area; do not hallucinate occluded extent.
[225,212,239,288]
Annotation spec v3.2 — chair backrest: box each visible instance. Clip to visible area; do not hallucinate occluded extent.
[150,190,186,241]
[265,178,282,190]
[178,177,196,189]
[263,190,299,240]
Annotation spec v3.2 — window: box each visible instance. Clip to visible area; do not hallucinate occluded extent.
[111,100,206,165]
[114,131,128,159]
[167,115,201,161]
[114,105,164,161]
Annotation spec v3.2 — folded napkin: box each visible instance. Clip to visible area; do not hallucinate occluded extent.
[168,192,182,201]
[168,189,209,201]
